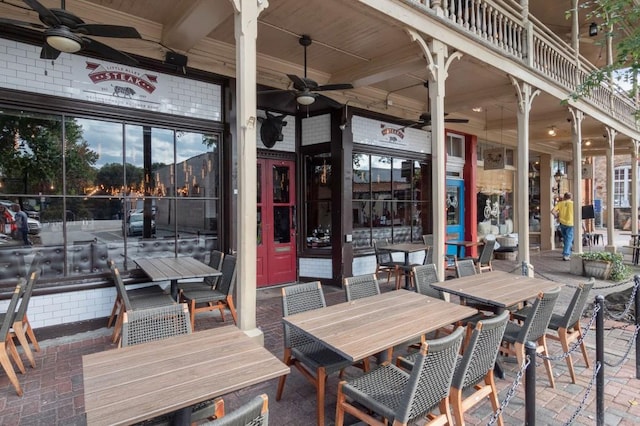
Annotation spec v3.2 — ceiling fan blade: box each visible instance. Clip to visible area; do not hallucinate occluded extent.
[444,118,470,123]
[0,17,46,30]
[40,43,60,60]
[316,94,343,109]
[75,24,141,38]
[257,88,295,95]
[23,0,60,25]
[316,83,353,92]
[82,37,138,66]
[287,74,318,91]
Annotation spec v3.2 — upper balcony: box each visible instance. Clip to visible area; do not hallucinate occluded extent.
[0,0,637,156]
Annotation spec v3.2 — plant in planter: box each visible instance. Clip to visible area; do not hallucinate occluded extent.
[579,251,630,281]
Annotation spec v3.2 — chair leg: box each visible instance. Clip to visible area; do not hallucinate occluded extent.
[316,367,327,426]
[6,336,25,374]
[107,295,121,328]
[189,299,197,331]
[539,337,555,388]
[11,323,35,368]
[0,343,22,396]
[276,348,292,401]
[558,328,576,384]
[576,327,590,368]
[226,296,238,324]
[440,398,454,426]
[335,381,346,426]
[486,372,504,426]
[450,387,465,426]
[23,316,40,352]
[111,308,125,343]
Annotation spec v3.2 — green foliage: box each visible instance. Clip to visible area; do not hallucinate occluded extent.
[580,251,631,281]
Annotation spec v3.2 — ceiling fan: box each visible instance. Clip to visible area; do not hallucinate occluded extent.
[398,82,469,129]
[0,0,142,66]
[258,35,353,109]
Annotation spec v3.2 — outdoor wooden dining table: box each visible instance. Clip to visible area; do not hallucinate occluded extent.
[135,256,221,301]
[382,243,430,289]
[82,325,289,426]
[282,289,477,362]
[445,239,482,258]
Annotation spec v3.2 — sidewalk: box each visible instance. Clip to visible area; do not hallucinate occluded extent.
[1,231,639,425]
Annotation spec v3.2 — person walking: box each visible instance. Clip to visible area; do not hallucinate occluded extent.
[12,203,31,246]
[551,192,573,261]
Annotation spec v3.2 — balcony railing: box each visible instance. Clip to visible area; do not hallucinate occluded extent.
[405,0,638,129]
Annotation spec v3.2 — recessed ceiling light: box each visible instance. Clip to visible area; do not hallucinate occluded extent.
[548,126,557,136]
[472,107,483,112]
[585,140,591,146]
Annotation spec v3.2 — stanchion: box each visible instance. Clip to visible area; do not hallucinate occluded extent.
[635,276,640,379]
[595,295,604,426]
[525,341,536,426]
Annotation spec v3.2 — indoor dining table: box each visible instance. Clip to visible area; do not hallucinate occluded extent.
[283,289,477,363]
[83,325,289,426]
[382,242,430,288]
[135,256,221,301]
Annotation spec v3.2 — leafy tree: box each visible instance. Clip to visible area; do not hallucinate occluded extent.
[95,163,144,193]
[570,1,640,108]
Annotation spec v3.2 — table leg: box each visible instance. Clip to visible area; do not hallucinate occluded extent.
[171,407,191,425]
[171,279,179,302]
[404,252,410,289]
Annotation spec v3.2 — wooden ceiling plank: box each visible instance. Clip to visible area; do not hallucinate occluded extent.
[161,0,233,52]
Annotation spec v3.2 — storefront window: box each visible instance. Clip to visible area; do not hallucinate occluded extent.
[352,153,430,249]
[0,108,221,280]
[476,168,514,238]
[304,153,332,249]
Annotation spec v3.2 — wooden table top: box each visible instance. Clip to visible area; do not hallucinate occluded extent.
[382,243,430,253]
[83,326,289,426]
[445,240,482,247]
[431,271,560,309]
[134,256,221,282]
[283,290,477,362]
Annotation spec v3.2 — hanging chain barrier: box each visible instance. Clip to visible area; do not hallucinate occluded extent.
[536,304,600,362]
[561,362,602,426]
[603,324,640,368]
[601,277,638,321]
[486,355,530,426]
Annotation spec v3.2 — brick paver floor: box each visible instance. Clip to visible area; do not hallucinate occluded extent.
[1,238,640,425]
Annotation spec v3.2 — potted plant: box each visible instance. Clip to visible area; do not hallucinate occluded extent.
[580,251,630,281]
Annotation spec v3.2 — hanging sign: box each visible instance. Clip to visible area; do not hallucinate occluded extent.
[483,148,506,170]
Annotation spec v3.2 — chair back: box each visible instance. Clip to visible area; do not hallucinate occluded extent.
[121,303,192,347]
[477,239,496,265]
[422,234,433,246]
[205,394,269,426]
[343,274,380,301]
[14,269,40,324]
[108,260,132,311]
[558,278,595,329]
[1,283,22,339]
[216,255,237,297]
[451,311,509,391]
[204,250,225,288]
[395,327,464,424]
[413,264,444,300]
[455,259,477,277]
[372,239,393,264]
[516,287,561,344]
[281,281,326,349]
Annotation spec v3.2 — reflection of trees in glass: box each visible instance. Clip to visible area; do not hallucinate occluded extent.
[0,116,98,195]
[95,163,144,193]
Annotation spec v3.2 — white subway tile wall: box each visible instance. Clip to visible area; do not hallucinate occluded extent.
[352,116,432,154]
[299,257,333,279]
[301,114,331,145]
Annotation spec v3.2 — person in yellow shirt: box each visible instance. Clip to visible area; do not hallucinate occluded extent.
[551,192,574,261]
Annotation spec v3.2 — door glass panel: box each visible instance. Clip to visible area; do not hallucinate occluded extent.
[272,165,289,203]
[257,207,262,246]
[446,185,460,226]
[257,163,262,204]
[273,206,290,243]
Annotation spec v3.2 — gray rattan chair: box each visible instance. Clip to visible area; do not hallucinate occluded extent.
[121,303,192,347]
[343,273,380,302]
[450,311,509,426]
[276,281,352,426]
[335,327,464,426]
[413,264,444,300]
[179,254,237,330]
[501,287,561,388]
[1,283,25,396]
[10,268,40,368]
[513,278,594,383]
[455,258,477,277]
[178,250,224,292]
[203,394,269,426]
[472,239,496,273]
[108,260,176,344]
[395,246,433,290]
[373,239,403,285]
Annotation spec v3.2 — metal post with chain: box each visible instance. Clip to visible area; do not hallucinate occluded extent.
[595,295,604,426]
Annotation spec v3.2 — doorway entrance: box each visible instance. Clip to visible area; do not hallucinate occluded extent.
[446,178,465,257]
[256,158,297,286]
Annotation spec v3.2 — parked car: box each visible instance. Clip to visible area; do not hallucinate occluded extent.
[123,213,156,236]
[0,201,42,235]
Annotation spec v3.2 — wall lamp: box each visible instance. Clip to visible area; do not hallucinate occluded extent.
[548,126,557,136]
[589,22,598,37]
[554,169,564,194]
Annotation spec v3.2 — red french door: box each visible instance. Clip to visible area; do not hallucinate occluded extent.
[256,159,297,286]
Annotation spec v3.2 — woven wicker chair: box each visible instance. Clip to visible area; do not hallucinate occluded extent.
[501,287,561,388]
[276,281,352,426]
[395,246,433,290]
[373,239,403,285]
[512,278,594,383]
[413,264,444,300]
[335,327,464,426]
[0,283,25,396]
[108,260,176,344]
[470,239,496,273]
[177,250,225,293]
[454,258,477,278]
[9,268,40,368]
[203,394,269,426]
[121,303,192,347]
[179,254,238,330]
[343,273,380,302]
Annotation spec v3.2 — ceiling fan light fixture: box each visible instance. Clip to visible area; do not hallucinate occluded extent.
[46,28,82,53]
[296,93,316,105]
[548,126,557,136]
